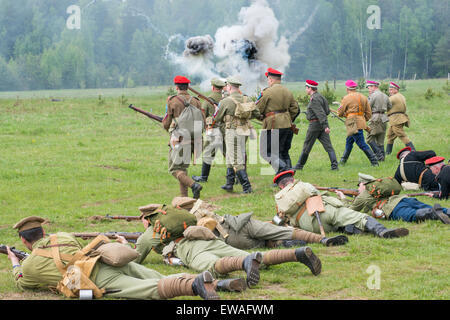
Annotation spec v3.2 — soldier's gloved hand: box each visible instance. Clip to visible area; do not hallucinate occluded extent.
[6,246,20,266]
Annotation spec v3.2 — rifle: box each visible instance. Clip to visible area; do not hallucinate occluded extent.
[0,245,29,261]
[188,87,219,108]
[73,232,142,244]
[128,104,163,123]
[91,214,141,222]
[406,191,440,198]
[315,187,359,197]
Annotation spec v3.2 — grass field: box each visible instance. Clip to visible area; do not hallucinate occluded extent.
[0,79,449,300]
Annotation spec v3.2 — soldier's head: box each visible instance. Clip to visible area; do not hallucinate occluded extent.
[13,216,46,249]
[265,68,283,86]
[396,146,412,160]
[211,78,226,93]
[173,76,191,92]
[425,157,446,175]
[366,81,380,94]
[138,204,162,229]
[226,76,242,93]
[389,82,400,96]
[305,80,318,95]
[274,170,295,189]
[345,80,358,93]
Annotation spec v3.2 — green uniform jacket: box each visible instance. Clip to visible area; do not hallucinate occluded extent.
[12,232,99,291]
[306,92,330,131]
[213,92,260,129]
[368,90,390,123]
[256,84,299,129]
[347,190,408,219]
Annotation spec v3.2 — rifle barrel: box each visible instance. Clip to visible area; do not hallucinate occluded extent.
[188,87,218,107]
[128,104,163,123]
[0,245,29,261]
[73,232,142,243]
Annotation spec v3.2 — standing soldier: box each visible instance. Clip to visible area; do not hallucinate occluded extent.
[257,68,300,174]
[366,80,391,162]
[337,80,379,167]
[213,77,260,194]
[293,80,339,171]
[192,78,227,183]
[386,82,415,156]
[162,76,205,199]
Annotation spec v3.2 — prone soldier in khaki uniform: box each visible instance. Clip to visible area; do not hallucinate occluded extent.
[337,173,450,224]
[366,80,391,161]
[257,68,300,174]
[192,78,227,183]
[4,216,222,300]
[171,196,348,249]
[293,80,339,171]
[337,80,379,167]
[386,82,415,156]
[213,77,260,194]
[273,171,409,238]
[162,76,205,199]
[134,206,323,290]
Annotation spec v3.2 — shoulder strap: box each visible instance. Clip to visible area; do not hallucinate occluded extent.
[418,169,428,187]
[400,158,408,182]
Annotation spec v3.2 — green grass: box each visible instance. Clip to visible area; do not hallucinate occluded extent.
[0,79,449,300]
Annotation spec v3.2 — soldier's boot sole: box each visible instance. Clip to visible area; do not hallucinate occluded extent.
[323,235,349,247]
[379,228,409,239]
[193,271,220,300]
[243,252,262,288]
[295,247,322,276]
[433,204,450,224]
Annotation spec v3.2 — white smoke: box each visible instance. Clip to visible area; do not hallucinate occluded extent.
[166,0,291,94]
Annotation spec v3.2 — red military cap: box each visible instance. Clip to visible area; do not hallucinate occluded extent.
[273,170,295,185]
[265,68,283,78]
[396,146,412,159]
[366,80,380,87]
[390,82,400,89]
[305,80,319,88]
[173,75,191,84]
[345,80,358,89]
[425,156,445,166]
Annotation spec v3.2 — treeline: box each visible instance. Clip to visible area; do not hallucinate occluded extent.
[0,0,448,91]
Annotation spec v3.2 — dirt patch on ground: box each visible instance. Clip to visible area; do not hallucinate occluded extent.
[320,249,350,257]
[0,291,61,300]
[95,165,124,170]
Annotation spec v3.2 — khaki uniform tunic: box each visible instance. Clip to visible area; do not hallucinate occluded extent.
[367,90,390,145]
[387,92,411,145]
[338,92,372,132]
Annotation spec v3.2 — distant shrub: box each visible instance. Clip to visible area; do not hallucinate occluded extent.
[358,77,366,90]
[424,88,435,100]
[379,82,389,95]
[166,87,176,96]
[321,81,337,105]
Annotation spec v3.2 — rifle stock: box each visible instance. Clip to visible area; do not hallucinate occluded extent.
[0,245,29,261]
[73,232,142,244]
[105,215,140,222]
[315,187,359,197]
[406,191,440,197]
[128,104,163,123]
[188,87,219,107]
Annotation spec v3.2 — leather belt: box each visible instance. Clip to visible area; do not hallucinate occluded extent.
[372,112,385,114]
[388,112,405,116]
[265,111,285,118]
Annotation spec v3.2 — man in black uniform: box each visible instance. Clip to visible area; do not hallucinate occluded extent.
[293,80,338,171]
[394,147,443,192]
[436,163,450,200]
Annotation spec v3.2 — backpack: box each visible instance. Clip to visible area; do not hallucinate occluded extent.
[147,205,198,244]
[274,180,319,216]
[231,96,257,120]
[173,96,204,142]
[366,177,402,199]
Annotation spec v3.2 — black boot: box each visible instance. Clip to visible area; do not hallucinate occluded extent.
[363,148,379,167]
[293,153,307,170]
[406,142,416,152]
[215,278,247,292]
[328,151,339,170]
[432,204,450,224]
[340,224,363,235]
[192,163,211,183]
[378,144,385,161]
[192,271,220,300]
[294,247,322,276]
[320,235,349,246]
[364,217,409,238]
[236,170,253,194]
[339,148,352,165]
[386,144,393,155]
[242,252,262,287]
[221,168,235,192]
[368,141,383,162]
[191,183,203,199]
[415,208,437,222]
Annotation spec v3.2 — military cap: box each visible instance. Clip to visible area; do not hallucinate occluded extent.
[425,156,445,166]
[305,79,319,88]
[197,217,217,232]
[345,80,358,89]
[13,216,46,232]
[358,173,376,185]
[211,78,226,88]
[171,197,197,210]
[173,75,191,84]
[265,68,283,78]
[273,170,295,185]
[138,204,162,219]
[390,82,400,89]
[226,76,242,86]
[396,146,412,159]
[366,80,380,87]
